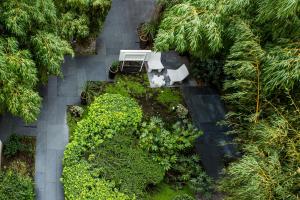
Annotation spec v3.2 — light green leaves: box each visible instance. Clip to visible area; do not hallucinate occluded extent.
[154,2,223,58]
[31,32,73,82]
[0,37,41,123]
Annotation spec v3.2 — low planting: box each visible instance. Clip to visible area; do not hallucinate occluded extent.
[1,135,36,200]
[64,75,212,199]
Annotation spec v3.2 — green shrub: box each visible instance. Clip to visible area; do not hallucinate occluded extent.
[168,155,213,198]
[69,105,84,118]
[0,170,35,200]
[88,134,165,199]
[3,134,24,158]
[105,76,147,98]
[138,117,202,170]
[172,194,195,200]
[62,161,131,200]
[81,81,106,105]
[72,93,142,150]
[156,88,182,110]
[6,160,30,176]
[63,94,143,199]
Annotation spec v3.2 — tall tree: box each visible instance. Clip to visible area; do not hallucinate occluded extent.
[54,0,112,41]
[154,0,300,199]
[0,0,73,122]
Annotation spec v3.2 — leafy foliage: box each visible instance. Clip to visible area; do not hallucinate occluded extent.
[31,32,73,82]
[191,59,224,90]
[3,134,25,158]
[63,161,131,200]
[155,0,223,58]
[155,0,300,199]
[0,0,74,122]
[0,170,35,200]
[0,37,41,122]
[63,94,144,199]
[88,134,165,199]
[105,75,147,98]
[156,88,182,110]
[138,117,202,170]
[172,194,194,200]
[54,0,112,40]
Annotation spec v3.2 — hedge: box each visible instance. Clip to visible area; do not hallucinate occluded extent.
[62,94,143,200]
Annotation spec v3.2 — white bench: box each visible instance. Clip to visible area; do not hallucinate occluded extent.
[119,50,152,72]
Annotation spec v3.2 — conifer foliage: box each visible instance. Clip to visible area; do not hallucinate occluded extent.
[155,0,300,199]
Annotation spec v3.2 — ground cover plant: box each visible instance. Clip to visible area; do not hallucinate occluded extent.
[0,134,36,200]
[155,0,300,199]
[64,74,211,199]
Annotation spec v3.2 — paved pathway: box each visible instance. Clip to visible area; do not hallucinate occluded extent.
[0,0,155,199]
[182,86,237,178]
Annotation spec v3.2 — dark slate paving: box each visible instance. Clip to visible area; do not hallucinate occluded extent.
[182,86,237,179]
[0,0,156,199]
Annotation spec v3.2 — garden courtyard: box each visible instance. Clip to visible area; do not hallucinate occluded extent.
[0,0,299,200]
[0,0,232,199]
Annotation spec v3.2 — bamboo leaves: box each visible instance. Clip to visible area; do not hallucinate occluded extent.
[0,37,41,122]
[31,32,73,82]
[154,2,223,58]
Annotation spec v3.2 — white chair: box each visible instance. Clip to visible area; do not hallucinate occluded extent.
[167,64,189,85]
[147,52,165,72]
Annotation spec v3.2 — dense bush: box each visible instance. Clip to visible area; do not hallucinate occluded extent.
[63,161,131,200]
[172,194,195,200]
[0,170,35,200]
[55,0,112,40]
[71,93,142,151]
[138,117,202,170]
[69,105,84,118]
[81,81,106,105]
[63,94,146,199]
[88,134,165,198]
[105,75,147,98]
[191,59,224,90]
[155,1,300,199]
[0,0,74,122]
[3,134,24,158]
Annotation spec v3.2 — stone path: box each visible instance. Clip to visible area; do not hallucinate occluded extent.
[0,0,155,199]
[182,86,238,178]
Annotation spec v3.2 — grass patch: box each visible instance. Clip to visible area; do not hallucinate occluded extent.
[148,182,194,200]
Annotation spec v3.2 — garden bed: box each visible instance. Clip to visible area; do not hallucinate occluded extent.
[1,135,36,177]
[0,135,36,199]
[64,73,213,200]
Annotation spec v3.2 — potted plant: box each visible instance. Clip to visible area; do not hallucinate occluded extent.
[138,21,157,49]
[109,61,119,79]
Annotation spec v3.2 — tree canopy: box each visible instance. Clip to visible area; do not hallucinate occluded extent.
[155,0,300,199]
[0,0,111,122]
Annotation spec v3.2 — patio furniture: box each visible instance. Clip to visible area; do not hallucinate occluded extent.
[119,50,152,72]
[167,64,189,85]
[147,52,165,73]
[151,75,166,87]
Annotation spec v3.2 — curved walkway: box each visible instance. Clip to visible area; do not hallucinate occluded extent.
[0,1,155,199]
